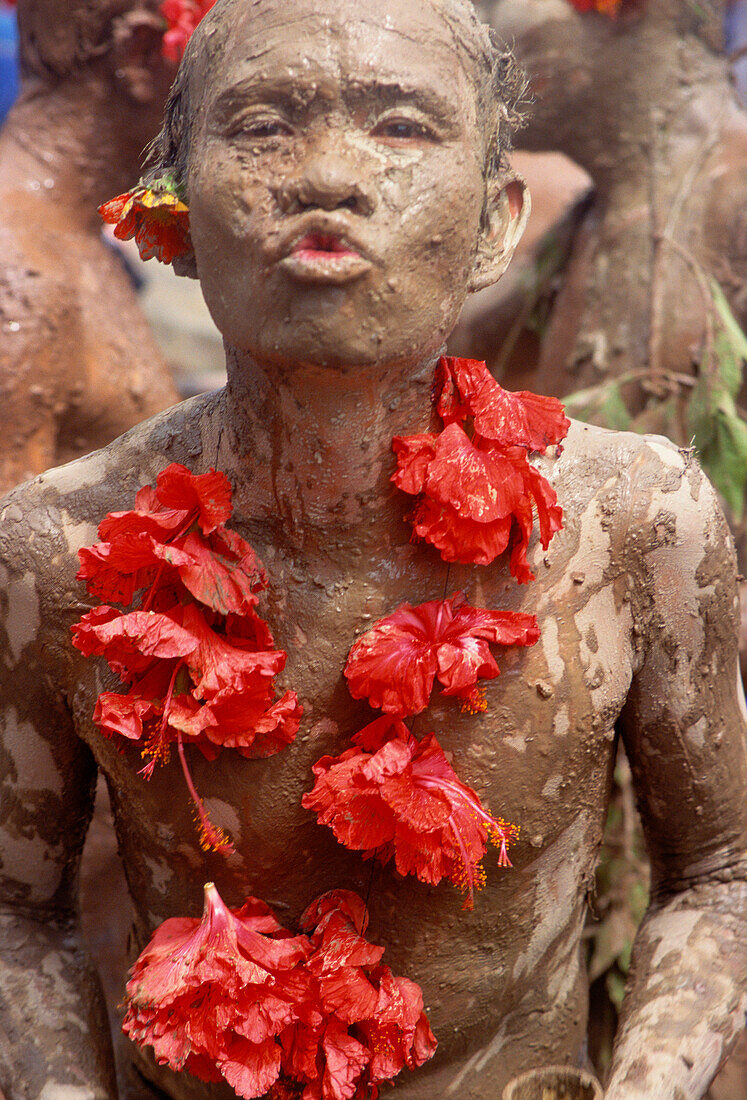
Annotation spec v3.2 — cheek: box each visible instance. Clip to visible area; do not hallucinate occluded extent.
[188,144,265,250]
[381,152,484,278]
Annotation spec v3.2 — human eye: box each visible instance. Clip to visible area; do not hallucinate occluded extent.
[371,114,439,144]
[227,111,293,140]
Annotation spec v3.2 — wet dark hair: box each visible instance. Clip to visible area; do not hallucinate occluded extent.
[147,0,528,192]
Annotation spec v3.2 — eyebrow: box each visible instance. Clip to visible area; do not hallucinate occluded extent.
[211,73,460,129]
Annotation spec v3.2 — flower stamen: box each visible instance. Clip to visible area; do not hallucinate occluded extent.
[176,732,235,854]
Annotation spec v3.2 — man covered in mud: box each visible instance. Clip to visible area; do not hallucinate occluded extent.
[0,0,178,493]
[0,0,745,1097]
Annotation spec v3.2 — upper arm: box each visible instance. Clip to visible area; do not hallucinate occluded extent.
[619,443,747,895]
[0,490,97,917]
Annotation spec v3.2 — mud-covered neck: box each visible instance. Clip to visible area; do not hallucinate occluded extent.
[217,344,442,544]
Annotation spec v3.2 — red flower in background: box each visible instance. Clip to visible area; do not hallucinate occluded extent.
[160,0,215,61]
[124,885,435,1100]
[393,357,567,580]
[72,464,302,853]
[344,592,539,716]
[99,183,192,265]
[302,719,518,910]
[567,0,623,13]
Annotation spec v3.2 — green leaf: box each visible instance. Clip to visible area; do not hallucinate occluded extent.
[564,380,631,432]
[697,405,747,519]
[709,278,747,400]
[606,969,628,1011]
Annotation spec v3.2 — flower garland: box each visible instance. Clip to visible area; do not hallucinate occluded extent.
[124,883,436,1098]
[74,356,568,1096]
[71,462,302,853]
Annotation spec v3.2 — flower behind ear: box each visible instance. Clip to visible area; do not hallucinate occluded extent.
[99,179,192,265]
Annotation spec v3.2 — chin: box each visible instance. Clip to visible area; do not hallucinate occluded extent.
[230,316,435,371]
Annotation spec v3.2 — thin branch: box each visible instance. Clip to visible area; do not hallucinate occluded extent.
[658,233,716,382]
[647,110,668,384]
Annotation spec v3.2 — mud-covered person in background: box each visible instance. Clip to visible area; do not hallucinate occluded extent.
[0,0,745,1097]
[0,0,180,493]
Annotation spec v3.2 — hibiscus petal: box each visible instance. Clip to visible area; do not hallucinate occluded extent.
[411,497,512,566]
[77,531,169,603]
[434,356,570,453]
[94,690,159,741]
[156,463,232,534]
[351,716,411,753]
[380,770,451,830]
[436,637,499,697]
[432,356,474,425]
[390,433,438,496]
[344,608,437,717]
[526,463,564,549]
[166,530,264,615]
[179,603,284,700]
[424,423,524,523]
[72,606,198,676]
[318,968,379,1023]
[219,1037,283,1099]
[448,604,540,648]
[321,1024,370,1100]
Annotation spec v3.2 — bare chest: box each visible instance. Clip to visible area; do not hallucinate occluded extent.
[72,524,635,928]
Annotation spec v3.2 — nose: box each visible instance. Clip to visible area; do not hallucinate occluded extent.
[275,144,377,216]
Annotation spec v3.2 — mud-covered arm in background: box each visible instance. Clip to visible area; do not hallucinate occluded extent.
[608,450,747,1100]
[0,491,117,1098]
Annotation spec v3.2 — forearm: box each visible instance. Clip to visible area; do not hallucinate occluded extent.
[0,908,118,1099]
[606,875,747,1100]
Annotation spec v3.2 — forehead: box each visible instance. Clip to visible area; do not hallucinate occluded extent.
[202,0,480,118]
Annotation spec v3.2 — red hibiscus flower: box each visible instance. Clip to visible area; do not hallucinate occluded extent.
[73,464,301,853]
[76,601,301,852]
[393,358,567,579]
[123,883,314,1097]
[78,466,264,611]
[160,0,215,61]
[434,357,569,453]
[297,890,437,1099]
[125,886,435,1100]
[303,719,518,909]
[99,182,191,265]
[344,592,539,716]
[394,422,563,579]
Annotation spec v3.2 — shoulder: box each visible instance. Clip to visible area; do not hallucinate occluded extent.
[558,418,716,525]
[556,418,736,601]
[0,391,222,571]
[560,423,739,662]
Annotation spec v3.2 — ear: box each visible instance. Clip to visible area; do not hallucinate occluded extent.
[110,12,175,106]
[468,176,531,293]
[173,250,199,280]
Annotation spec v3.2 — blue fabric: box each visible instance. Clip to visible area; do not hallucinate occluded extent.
[726,0,747,102]
[0,7,19,124]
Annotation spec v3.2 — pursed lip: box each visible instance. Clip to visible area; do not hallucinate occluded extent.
[275,215,374,285]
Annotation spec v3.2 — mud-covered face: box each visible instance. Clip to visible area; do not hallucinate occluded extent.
[186,0,494,369]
